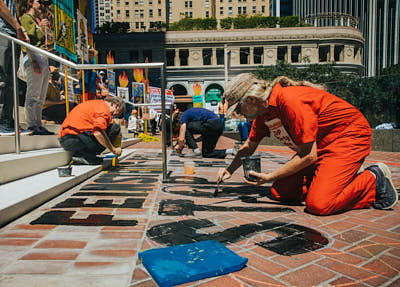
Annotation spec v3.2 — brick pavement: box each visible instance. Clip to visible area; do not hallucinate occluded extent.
[0,136,399,287]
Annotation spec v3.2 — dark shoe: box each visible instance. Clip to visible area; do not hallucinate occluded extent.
[367,162,398,210]
[180,150,202,158]
[0,124,31,136]
[72,156,103,165]
[29,126,55,135]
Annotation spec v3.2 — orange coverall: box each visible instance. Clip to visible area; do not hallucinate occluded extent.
[248,83,376,215]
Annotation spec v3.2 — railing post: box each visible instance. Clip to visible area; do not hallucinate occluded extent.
[11,40,20,154]
[160,65,168,182]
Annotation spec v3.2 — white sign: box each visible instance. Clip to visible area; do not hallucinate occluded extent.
[149,86,174,110]
[117,86,129,102]
[76,10,88,62]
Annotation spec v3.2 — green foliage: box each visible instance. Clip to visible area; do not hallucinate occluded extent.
[168,17,217,31]
[278,16,300,27]
[255,63,400,127]
[220,17,233,29]
[96,21,130,34]
[169,15,303,30]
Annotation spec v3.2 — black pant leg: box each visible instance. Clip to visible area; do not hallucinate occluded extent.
[201,119,227,159]
[185,121,203,150]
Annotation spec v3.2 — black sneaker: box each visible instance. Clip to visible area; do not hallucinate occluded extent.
[29,126,55,135]
[367,162,398,210]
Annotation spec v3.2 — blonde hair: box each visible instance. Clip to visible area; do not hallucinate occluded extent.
[245,76,327,102]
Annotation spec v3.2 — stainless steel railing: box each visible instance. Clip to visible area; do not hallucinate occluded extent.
[0,31,169,181]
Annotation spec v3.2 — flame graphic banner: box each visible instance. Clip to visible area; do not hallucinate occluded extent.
[53,0,77,61]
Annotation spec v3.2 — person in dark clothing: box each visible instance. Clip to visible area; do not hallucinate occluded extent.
[174,107,236,158]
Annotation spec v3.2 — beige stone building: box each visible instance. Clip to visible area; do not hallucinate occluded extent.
[112,0,271,32]
[165,26,364,106]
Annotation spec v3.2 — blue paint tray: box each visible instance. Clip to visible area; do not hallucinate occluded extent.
[139,240,248,287]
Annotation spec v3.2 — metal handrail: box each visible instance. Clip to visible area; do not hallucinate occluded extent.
[0,31,168,181]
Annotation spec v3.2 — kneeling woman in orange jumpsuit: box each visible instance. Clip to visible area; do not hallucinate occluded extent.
[217,73,398,215]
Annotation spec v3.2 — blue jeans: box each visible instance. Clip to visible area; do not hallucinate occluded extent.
[23,53,49,128]
[237,121,252,141]
[219,114,225,131]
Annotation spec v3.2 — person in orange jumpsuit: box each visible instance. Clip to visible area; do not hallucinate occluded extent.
[217,73,398,215]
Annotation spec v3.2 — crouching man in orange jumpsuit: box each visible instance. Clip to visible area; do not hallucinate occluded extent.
[217,73,398,215]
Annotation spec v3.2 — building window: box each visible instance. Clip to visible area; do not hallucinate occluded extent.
[158,8,162,16]
[135,9,139,16]
[117,10,121,18]
[116,0,120,6]
[140,22,144,28]
[252,6,256,13]
[206,11,209,17]
[100,12,104,16]
[135,0,138,4]
[238,7,242,14]
[220,7,223,15]
[190,11,193,17]
[319,45,330,62]
[220,0,223,2]
[140,9,144,17]
[243,6,246,14]
[166,49,175,66]
[334,45,344,62]
[179,49,189,66]
[240,48,249,64]
[190,1,192,7]
[261,5,265,13]
[149,0,152,4]
[228,7,232,15]
[203,49,212,65]
[185,1,188,8]
[143,50,152,62]
[291,46,301,63]
[216,48,224,65]
[149,9,153,17]
[254,47,263,64]
[130,50,139,62]
[125,1,129,5]
[135,22,139,29]
[126,10,129,17]
[277,46,288,62]
[158,0,161,3]
[140,0,143,5]
[205,0,209,8]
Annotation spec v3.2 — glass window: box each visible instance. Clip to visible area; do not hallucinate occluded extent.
[334,45,344,62]
[278,46,288,62]
[116,0,120,6]
[291,46,301,63]
[238,7,242,14]
[166,50,175,66]
[205,0,209,8]
[243,6,246,14]
[125,1,129,5]
[206,11,209,17]
[190,1,192,7]
[254,47,263,64]
[252,6,256,13]
[319,45,330,62]
[240,47,249,64]
[149,9,153,17]
[130,50,139,63]
[158,8,162,16]
[135,22,139,29]
[220,7,223,15]
[179,49,189,66]
[135,9,139,16]
[216,48,224,65]
[203,49,212,65]
[228,7,232,14]
[140,9,144,17]
[126,10,129,17]
[261,5,265,13]
[185,1,188,8]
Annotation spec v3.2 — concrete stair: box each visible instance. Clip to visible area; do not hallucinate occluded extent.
[0,128,141,227]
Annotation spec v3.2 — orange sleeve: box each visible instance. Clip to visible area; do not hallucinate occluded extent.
[248,115,270,143]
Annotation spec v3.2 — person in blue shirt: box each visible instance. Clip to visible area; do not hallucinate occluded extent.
[174,107,236,158]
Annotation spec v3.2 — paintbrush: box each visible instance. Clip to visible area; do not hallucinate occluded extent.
[214,179,222,197]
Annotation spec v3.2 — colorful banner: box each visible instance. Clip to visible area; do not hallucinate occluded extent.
[191,82,204,108]
[76,10,88,62]
[53,0,77,61]
[107,70,116,96]
[117,87,129,102]
[192,95,203,108]
[132,82,145,103]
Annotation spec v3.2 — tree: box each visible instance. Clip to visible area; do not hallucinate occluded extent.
[96,21,130,34]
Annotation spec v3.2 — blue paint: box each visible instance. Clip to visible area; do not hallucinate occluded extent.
[139,240,247,287]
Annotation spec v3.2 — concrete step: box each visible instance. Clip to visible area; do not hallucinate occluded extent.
[0,137,140,184]
[0,148,137,227]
